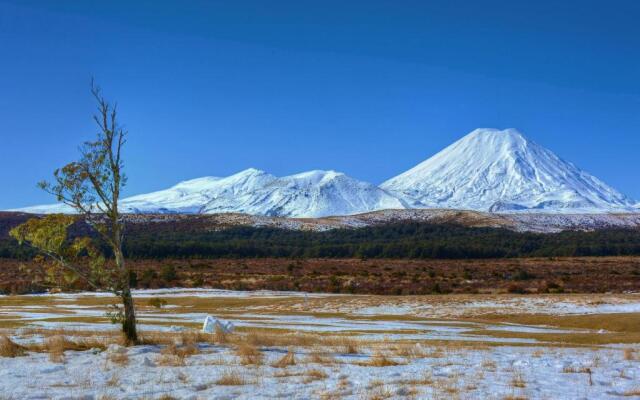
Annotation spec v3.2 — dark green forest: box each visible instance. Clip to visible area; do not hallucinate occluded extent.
[3,221,640,260]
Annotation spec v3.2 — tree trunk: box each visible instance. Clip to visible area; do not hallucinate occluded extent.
[121,287,138,344]
[114,239,137,345]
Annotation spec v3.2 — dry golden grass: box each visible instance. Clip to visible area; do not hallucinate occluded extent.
[242,329,320,348]
[432,375,461,398]
[531,349,545,358]
[213,325,230,345]
[156,353,184,367]
[511,371,526,388]
[622,388,640,396]
[360,352,402,367]
[302,368,328,383]
[273,369,305,378]
[481,359,497,371]
[305,351,337,365]
[107,351,129,366]
[0,335,25,358]
[392,343,426,359]
[215,370,247,386]
[156,343,199,366]
[236,343,263,365]
[623,348,637,361]
[157,395,179,400]
[45,335,70,363]
[105,372,120,387]
[329,336,359,354]
[424,348,446,358]
[139,330,213,347]
[272,350,296,368]
[473,312,640,345]
[365,385,393,400]
[562,366,592,374]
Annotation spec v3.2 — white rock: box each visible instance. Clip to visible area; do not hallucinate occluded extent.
[202,316,235,334]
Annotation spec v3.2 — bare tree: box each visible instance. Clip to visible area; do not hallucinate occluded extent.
[10,81,138,343]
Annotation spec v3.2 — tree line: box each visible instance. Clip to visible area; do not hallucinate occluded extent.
[5,222,640,260]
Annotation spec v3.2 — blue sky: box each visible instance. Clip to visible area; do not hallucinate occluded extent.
[1,0,639,208]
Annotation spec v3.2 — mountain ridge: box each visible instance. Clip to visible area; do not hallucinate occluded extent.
[11,128,637,217]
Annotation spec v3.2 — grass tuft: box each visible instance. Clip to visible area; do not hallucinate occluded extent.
[272,350,296,368]
[236,343,263,365]
[215,370,246,386]
[0,336,25,358]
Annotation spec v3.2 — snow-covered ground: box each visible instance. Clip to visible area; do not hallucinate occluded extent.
[2,289,640,399]
[1,341,639,399]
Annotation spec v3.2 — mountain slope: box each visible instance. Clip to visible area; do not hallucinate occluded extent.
[203,169,407,217]
[123,168,277,214]
[15,168,406,218]
[381,128,635,213]
[12,128,636,216]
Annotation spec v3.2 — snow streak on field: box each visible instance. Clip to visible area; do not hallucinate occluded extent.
[1,289,640,399]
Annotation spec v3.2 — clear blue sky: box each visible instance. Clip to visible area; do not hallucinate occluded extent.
[1,0,639,209]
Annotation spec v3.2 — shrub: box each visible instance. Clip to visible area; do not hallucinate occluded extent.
[148,297,168,309]
[160,265,178,282]
[507,283,527,294]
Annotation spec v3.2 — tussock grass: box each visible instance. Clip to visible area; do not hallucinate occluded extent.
[360,352,401,367]
[326,336,359,354]
[236,343,263,365]
[272,350,296,368]
[45,335,71,363]
[0,336,25,358]
[305,351,336,365]
[140,330,212,347]
[213,325,229,345]
[215,370,246,386]
[511,371,526,388]
[623,348,637,361]
[302,368,328,383]
[562,366,592,374]
[481,359,497,371]
[392,343,425,359]
[107,351,129,366]
[105,371,120,387]
[157,343,199,366]
[273,369,304,378]
[365,385,393,400]
[622,388,640,396]
[243,329,319,348]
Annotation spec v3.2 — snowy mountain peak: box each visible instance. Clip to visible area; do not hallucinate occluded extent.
[171,176,221,190]
[11,128,636,216]
[284,170,345,186]
[381,128,635,213]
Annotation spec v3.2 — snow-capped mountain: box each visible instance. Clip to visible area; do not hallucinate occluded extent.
[16,168,406,218]
[12,128,637,217]
[123,168,276,214]
[197,169,407,217]
[381,128,635,213]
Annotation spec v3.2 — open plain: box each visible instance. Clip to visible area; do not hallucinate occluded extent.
[2,289,640,399]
